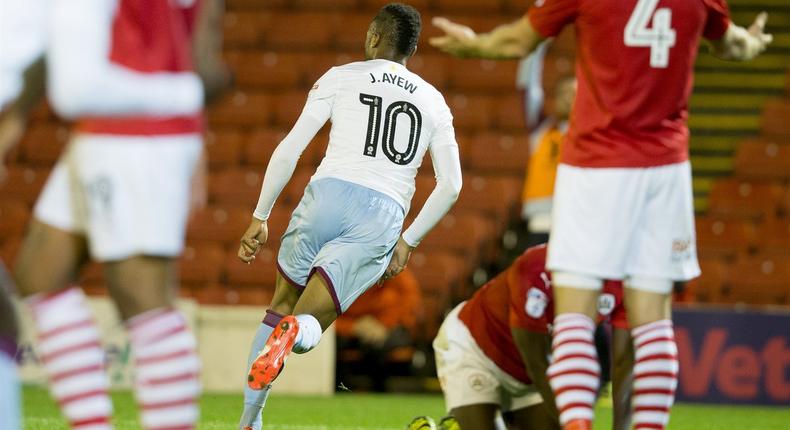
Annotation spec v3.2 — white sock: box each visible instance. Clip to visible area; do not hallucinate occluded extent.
[0,350,20,430]
[293,314,322,354]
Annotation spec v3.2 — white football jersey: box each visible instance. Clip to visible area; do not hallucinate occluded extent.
[308,59,457,212]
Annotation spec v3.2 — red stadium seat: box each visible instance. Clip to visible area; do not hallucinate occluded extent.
[19,124,69,166]
[753,218,790,256]
[466,132,530,174]
[361,0,430,11]
[292,0,359,10]
[225,51,304,89]
[272,91,308,127]
[223,12,268,47]
[446,94,495,131]
[494,94,526,130]
[187,206,251,244]
[409,251,467,294]
[734,139,790,180]
[180,243,226,287]
[686,257,727,302]
[209,168,262,206]
[0,167,49,205]
[725,255,790,305]
[419,213,494,257]
[408,54,449,88]
[0,201,30,240]
[707,179,782,220]
[333,13,375,50]
[207,91,272,126]
[760,100,790,138]
[448,59,519,91]
[243,127,288,167]
[282,168,313,205]
[434,0,503,13]
[225,247,279,288]
[454,174,522,221]
[205,129,243,168]
[695,217,755,258]
[262,12,335,50]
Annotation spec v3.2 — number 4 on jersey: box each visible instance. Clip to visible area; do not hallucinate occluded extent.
[624,0,677,68]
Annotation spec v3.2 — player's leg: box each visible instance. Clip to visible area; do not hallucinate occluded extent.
[239,273,300,430]
[451,405,499,430]
[610,327,633,430]
[623,161,698,430]
[0,266,21,430]
[86,136,203,430]
[547,164,642,430]
[15,153,113,430]
[505,404,560,430]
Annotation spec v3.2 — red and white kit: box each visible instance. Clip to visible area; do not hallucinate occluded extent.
[433,245,626,412]
[36,0,205,262]
[528,0,731,289]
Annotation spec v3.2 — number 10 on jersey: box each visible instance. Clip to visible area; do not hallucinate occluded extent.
[359,93,422,165]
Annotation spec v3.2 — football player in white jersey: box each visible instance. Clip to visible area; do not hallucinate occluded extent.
[236,4,462,429]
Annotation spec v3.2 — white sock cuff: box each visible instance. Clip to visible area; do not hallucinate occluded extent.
[294,314,321,354]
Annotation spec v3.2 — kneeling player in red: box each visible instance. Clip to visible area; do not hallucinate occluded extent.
[433,244,633,430]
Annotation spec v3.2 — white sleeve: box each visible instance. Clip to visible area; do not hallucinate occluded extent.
[253,69,337,221]
[46,0,204,119]
[402,101,462,247]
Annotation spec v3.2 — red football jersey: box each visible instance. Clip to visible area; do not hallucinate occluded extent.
[458,244,627,384]
[528,0,730,168]
[78,0,203,136]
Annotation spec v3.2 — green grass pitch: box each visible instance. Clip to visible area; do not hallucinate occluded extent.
[22,386,790,429]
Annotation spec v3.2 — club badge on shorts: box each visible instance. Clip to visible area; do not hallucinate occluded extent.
[597,293,616,316]
[525,287,549,318]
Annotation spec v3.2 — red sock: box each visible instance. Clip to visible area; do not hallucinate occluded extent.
[28,288,113,430]
[632,320,678,430]
[127,308,200,430]
[547,313,599,426]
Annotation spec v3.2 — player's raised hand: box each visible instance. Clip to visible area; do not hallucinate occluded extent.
[382,237,414,281]
[749,12,773,49]
[429,17,478,57]
[238,217,268,264]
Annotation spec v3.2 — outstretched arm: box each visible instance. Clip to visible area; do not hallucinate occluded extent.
[47,0,204,119]
[709,12,772,61]
[430,16,544,60]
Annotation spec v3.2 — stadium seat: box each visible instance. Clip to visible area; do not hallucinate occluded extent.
[180,243,226,287]
[262,12,335,50]
[494,94,527,130]
[466,133,530,174]
[419,213,494,257]
[225,51,304,89]
[19,124,69,166]
[407,54,449,89]
[272,91,309,126]
[243,127,288,167]
[760,100,790,137]
[0,167,49,204]
[205,129,244,168]
[686,257,727,302]
[282,168,313,205]
[726,255,790,305]
[707,179,783,220]
[734,139,790,180]
[187,206,251,244]
[209,168,262,206]
[448,59,518,91]
[333,13,376,50]
[207,91,272,126]
[454,175,522,222]
[753,218,790,256]
[0,201,30,240]
[292,0,359,11]
[447,94,495,130]
[409,251,467,294]
[434,0,503,13]
[223,12,268,47]
[695,217,755,258]
[224,247,279,288]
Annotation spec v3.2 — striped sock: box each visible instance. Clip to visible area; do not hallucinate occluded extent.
[28,288,113,430]
[631,320,679,430]
[547,313,600,426]
[127,308,201,430]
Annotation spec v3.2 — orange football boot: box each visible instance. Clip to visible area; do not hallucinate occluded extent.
[564,419,592,430]
[247,315,299,390]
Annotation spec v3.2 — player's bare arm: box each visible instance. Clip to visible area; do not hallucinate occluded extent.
[511,328,559,421]
[430,16,543,60]
[709,12,773,61]
[193,0,231,102]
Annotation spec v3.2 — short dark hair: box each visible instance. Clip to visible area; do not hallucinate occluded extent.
[373,3,422,57]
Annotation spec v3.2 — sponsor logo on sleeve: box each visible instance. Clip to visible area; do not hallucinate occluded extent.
[526,287,549,318]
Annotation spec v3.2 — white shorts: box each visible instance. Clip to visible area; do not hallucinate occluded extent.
[433,304,543,413]
[34,133,203,262]
[548,161,700,290]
